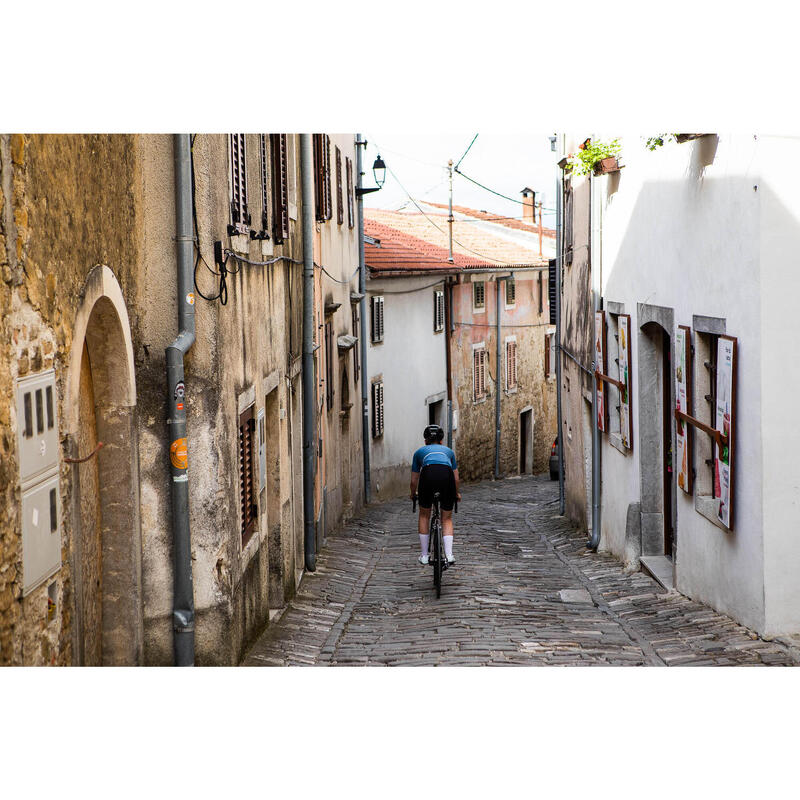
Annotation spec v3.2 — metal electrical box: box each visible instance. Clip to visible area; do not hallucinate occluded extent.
[21,473,61,595]
[16,370,59,489]
[16,370,62,595]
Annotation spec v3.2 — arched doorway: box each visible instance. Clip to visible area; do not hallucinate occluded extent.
[66,266,143,665]
[637,305,676,566]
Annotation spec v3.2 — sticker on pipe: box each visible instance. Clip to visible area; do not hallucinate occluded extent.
[170,437,188,470]
[186,292,195,306]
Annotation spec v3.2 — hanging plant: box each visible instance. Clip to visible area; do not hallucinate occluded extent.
[646,134,677,150]
[567,138,622,176]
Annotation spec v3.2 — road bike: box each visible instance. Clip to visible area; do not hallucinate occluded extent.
[412,491,457,599]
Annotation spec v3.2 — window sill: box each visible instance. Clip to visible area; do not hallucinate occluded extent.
[608,431,630,456]
[260,238,274,258]
[473,396,488,405]
[505,386,518,395]
[695,494,731,532]
[289,202,297,221]
[505,304,516,311]
[230,233,250,255]
[473,307,486,315]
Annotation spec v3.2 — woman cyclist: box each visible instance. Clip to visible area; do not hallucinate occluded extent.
[410,424,461,566]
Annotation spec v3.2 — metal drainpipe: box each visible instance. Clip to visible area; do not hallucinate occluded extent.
[300,134,317,572]
[445,278,454,449]
[494,276,502,479]
[356,134,371,504]
[167,134,196,666]
[555,170,565,516]
[588,170,602,551]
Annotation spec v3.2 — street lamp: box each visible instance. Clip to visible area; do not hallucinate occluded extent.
[357,149,386,196]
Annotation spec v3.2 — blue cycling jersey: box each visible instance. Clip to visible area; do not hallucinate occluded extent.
[411,444,457,473]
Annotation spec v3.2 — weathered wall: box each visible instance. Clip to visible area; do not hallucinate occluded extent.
[451,273,556,483]
[0,134,141,665]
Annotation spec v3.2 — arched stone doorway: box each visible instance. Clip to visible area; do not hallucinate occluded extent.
[66,266,143,665]
[637,304,676,566]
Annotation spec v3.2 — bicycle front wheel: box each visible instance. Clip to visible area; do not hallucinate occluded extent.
[432,519,442,598]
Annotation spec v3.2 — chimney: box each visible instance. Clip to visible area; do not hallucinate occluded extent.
[521,187,535,224]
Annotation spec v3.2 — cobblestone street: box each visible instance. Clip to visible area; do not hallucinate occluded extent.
[243,475,800,666]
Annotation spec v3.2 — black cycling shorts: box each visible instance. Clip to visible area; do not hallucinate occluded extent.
[417,464,456,511]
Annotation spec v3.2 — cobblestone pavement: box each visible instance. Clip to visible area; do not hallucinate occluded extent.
[243,475,800,666]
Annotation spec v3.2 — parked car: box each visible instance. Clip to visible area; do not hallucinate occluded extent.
[549,436,559,480]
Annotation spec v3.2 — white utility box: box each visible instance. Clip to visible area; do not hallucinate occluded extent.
[22,473,61,595]
[16,370,59,489]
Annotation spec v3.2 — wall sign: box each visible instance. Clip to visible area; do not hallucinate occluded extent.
[618,314,633,450]
[594,310,608,431]
[715,335,737,529]
[675,326,693,494]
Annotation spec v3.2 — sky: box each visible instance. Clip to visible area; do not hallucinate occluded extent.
[360,133,560,228]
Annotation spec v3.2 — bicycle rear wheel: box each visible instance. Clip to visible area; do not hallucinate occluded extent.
[432,518,442,598]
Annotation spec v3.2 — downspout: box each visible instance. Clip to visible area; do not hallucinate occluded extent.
[301,134,317,571]
[167,134,196,666]
[588,170,602,551]
[555,170,565,516]
[494,276,502,479]
[356,134,371,503]
[444,278,454,448]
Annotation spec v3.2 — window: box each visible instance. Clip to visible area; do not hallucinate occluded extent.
[259,134,269,234]
[371,380,384,438]
[229,134,250,235]
[506,338,518,390]
[325,320,335,411]
[271,133,289,243]
[538,271,543,314]
[346,156,355,228]
[433,290,445,332]
[335,146,344,225]
[352,305,360,381]
[548,260,557,325]
[473,345,487,401]
[473,281,486,311]
[371,295,384,343]
[238,404,257,544]
[505,278,516,307]
[545,332,555,378]
[313,133,332,222]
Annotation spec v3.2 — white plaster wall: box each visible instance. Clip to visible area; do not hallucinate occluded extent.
[757,136,800,635]
[598,134,767,632]
[367,275,448,495]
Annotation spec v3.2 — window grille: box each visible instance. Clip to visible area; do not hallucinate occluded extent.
[506,279,516,306]
[433,290,445,332]
[229,134,250,234]
[473,347,487,401]
[336,146,344,225]
[346,156,355,228]
[371,296,384,343]
[271,133,289,243]
[473,281,485,310]
[506,340,518,389]
[371,381,384,438]
[238,404,257,544]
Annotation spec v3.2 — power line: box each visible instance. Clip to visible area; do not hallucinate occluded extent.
[454,167,528,206]
[454,133,479,170]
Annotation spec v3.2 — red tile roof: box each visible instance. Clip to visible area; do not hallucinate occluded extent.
[365,208,548,269]
[425,201,556,238]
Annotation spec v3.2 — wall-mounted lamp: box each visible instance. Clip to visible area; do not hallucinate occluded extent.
[357,153,387,196]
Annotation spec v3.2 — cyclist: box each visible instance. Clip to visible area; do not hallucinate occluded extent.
[410,424,461,566]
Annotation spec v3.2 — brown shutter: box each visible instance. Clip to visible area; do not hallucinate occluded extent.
[325,320,335,411]
[230,134,249,233]
[260,134,269,231]
[545,333,551,377]
[271,133,289,243]
[239,405,257,544]
[346,157,354,228]
[352,305,360,380]
[336,146,344,225]
[314,134,324,222]
[324,135,332,221]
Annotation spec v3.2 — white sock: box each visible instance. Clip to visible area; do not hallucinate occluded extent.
[419,534,430,557]
[443,536,453,560]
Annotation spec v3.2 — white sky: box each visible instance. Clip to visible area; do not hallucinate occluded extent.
[360,133,560,227]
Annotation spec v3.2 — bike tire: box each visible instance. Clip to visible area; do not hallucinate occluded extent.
[433,520,442,598]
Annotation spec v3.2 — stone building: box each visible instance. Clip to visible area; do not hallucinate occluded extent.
[1,133,360,666]
[556,133,800,637]
[364,203,556,484]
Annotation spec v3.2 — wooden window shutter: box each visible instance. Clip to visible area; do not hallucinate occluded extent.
[371,296,384,342]
[565,186,573,266]
[506,279,515,306]
[336,147,344,225]
[325,321,335,411]
[372,381,384,438]
[545,333,551,377]
[260,134,269,232]
[324,135,332,221]
[229,134,250,233]
[271,133,290,243]
[313,134,324,222]
[346,157,354,228]
[238,405,257,544]
[511,342,517,387]
[352,305,360,381]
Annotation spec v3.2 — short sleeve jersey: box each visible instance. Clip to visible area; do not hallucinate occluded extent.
[411,444,457,473]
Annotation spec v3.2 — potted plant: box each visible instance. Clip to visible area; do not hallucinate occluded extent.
[568,138,622,176]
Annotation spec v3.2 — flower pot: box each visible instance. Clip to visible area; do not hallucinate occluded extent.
[594,156,620,175]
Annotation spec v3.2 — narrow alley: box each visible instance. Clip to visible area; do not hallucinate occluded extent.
[244,475,799,667]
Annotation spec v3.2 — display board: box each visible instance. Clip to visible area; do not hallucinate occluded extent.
[675,326,693,494]
[714,335,737,530]
[618,315,633,450]
[594,310,608,431]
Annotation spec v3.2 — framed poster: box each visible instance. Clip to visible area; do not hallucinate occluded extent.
[714,335,737,530]
[675,326,693,494]
[594,310,608,432]
[618,315,633,450]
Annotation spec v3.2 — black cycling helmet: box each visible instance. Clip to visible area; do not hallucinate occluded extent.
[423,424,444,442]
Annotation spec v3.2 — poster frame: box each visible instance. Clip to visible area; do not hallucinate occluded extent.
[676,325,693,495]
[618,314,633,451]
[714,334,737,531]
[594,310,609,432]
